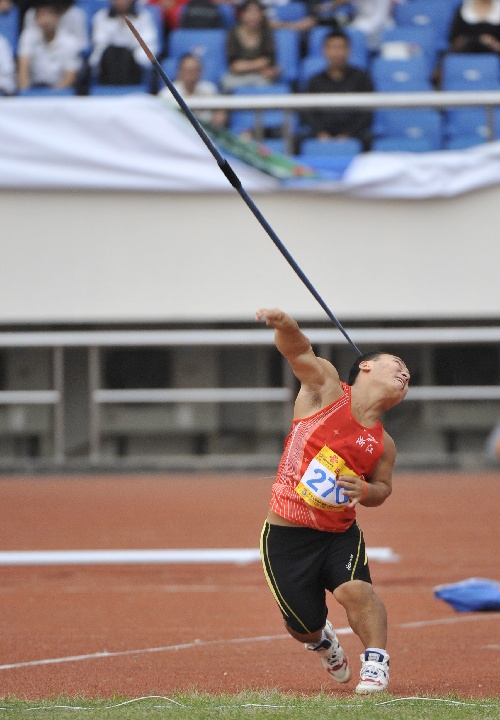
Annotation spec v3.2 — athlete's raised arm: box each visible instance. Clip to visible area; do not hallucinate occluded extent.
[256,308,343,411]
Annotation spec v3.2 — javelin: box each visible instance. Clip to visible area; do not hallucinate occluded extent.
[124,16,361,355]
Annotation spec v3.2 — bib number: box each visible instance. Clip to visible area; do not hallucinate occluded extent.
[295,446,357,511]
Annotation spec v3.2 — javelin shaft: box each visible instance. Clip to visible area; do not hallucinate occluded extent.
[124,16,361,355]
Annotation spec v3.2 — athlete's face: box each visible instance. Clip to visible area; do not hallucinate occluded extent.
[362,354,410,401]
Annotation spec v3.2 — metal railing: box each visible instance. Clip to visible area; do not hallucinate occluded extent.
[1,325,499,464]
[184,90,500,148]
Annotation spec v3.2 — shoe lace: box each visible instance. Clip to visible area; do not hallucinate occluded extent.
[360,661,387,681]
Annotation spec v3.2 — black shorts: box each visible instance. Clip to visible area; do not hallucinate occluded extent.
[260,521,372,635]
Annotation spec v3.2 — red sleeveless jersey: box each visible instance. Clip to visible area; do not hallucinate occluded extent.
[270,382,385,532]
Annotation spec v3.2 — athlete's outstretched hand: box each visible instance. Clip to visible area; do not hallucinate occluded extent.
[256,308,289,329]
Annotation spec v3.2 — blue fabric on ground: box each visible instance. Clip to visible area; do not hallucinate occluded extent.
[434,578,500,612]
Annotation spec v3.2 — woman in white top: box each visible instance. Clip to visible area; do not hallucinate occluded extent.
[449,0,500,53]
[17,2,81,90]
[90,0,159,76]
[22,0,89,54]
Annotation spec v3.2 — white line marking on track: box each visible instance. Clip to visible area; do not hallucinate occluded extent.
[1,613,499,672]
[0,547,399,566]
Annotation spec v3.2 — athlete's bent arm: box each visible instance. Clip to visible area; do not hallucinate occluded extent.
[336,432,395,508]
[362,432,395,507]
[255,308,342,394]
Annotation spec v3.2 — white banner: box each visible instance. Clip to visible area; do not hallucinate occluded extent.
[1,94,500,198]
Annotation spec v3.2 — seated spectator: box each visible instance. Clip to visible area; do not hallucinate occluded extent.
[22,0,89,53]
[304,29,373,149]
[17,1,81,91]
[0,33,16,94]
[448,0,500,54]
[90,0,159,85]
[159,52,227,126]
[221,0,280,92]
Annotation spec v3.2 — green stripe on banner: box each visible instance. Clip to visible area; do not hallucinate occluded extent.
[204,124,320,180]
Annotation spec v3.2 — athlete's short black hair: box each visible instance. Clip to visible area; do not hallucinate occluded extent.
[347,351,385,386]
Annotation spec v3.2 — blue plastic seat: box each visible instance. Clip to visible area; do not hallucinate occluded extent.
[273,2,308,22]
[393,0,457,52]
[441,53,500,91]
[300,137,362,157]
[306,26,369,69]
[297,55,327,91]
[443,135,486,150]
[229,82,296,136]
[379,26,438,77]
[371,55,432,92]
[18,87,76,97]
[0,4,20,53]
[372,136,436,153]
[373,108,443,151]
[444,108,491,148]
[167,28,227,84]
[88,84,149,95]
[275,29,300,83]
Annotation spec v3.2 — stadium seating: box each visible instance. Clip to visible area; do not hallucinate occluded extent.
[272,2,308,23]
[274,29,300,84]
[372,136,437,152]
[88,84,149,95]
[371,55,432,92]
[228,82,297,137]
[393,0,458,52]
[379,26,438,77]
[0,4,20,53]
[443,107,492,149]
[18,87,76,97]
[167,28,227,84]
[297,55,327,91]
[299,137,363,156]
[372,108,443,151]
[441,53,500,91]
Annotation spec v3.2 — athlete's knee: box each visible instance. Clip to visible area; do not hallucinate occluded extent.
[334,579,381,608]
[285,621,322,645]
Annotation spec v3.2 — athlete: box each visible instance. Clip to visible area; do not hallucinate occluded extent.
[257,308,410,694]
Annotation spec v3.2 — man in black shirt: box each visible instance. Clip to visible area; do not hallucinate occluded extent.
[305,29,374,150]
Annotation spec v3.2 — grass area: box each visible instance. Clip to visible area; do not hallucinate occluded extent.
[0,693,498,720]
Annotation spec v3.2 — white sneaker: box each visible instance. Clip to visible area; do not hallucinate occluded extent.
[306,620,351,683]
[355,651,390,694]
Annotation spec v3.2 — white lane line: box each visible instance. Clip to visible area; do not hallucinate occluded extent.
[0,547,398,566]
[1,614,499,672]
[399,613,500,629]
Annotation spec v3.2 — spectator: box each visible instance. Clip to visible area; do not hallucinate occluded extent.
[0,33,16,94]
[221,0,280,92]
[17,1,81,91]
[159,52,227,126]
[304,29,373,149]
[90,0,159,85]
[274,0,392,48]
[448,0,500,54]
[22,0,89,53]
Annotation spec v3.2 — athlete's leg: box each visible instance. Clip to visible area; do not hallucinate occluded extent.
[333,579,387,648]
[285,623,322,644]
